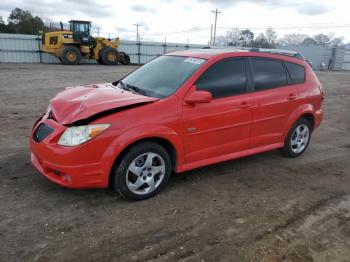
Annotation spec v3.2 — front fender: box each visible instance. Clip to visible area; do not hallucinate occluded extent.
[282,104,315,140]
[102,125,184,182]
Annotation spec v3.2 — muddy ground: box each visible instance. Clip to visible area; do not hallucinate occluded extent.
[0,64,349,262]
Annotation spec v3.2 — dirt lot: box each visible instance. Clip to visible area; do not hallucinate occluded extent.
[0,64,349,262]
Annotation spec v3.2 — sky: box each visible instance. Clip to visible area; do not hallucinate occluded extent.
[0,0,349,44]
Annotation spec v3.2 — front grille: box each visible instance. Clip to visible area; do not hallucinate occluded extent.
[33,123,54,142]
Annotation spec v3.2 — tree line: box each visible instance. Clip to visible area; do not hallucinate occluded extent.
[215,28,346,48]
[0,8,48,34]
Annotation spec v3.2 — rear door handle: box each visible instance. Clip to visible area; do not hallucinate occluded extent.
[237,102,252,109]
[286,94,297,100]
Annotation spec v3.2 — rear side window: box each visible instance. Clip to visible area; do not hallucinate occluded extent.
[251,58,287,91]
[285,62,305,84]
[196,59,247,99]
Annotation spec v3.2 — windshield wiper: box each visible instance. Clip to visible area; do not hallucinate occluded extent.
[117,80,128,91]
[125,83,149,96]
[117,80,149,96]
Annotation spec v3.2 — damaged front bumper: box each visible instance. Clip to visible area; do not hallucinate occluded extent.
[29,116,111,189]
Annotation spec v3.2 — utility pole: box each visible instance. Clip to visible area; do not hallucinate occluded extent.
[97,27,100,37]
[134,22,142,42]
[211,8,221,45]
[210,24,213,45]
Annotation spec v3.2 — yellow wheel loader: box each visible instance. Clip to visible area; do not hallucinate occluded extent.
[41,20,131,65]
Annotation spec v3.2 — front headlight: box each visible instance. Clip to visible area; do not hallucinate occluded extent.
[58,124,110,146]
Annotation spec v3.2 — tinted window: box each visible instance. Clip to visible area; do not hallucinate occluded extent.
[285,62,305,84]
[196,59,247,99]
[251,59,287,91]
[121,56,205,98]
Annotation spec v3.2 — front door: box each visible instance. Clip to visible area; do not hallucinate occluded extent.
[183,58,253,164]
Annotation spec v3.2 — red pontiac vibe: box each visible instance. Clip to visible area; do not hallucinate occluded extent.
[30,48,324,200]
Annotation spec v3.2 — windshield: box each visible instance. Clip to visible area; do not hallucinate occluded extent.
[119,55,205,98]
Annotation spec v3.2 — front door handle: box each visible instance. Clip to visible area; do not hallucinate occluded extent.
[287,94,297,100]
[237,102,252,109]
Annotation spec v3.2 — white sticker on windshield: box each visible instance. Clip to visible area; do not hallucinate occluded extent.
[184,57,205,64]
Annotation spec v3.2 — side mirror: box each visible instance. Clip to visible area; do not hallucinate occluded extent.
[185,90,212,104]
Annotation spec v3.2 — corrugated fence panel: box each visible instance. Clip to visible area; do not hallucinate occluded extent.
[166,44,188,53]
[0,51,39,63]
[119,40,139,54]
[343,50,350,70]
[117,40,205,64]
[277,45,331,70]
[0,33,41,63]
[1,34,346,69]
[0,33,39,51]
[332,48,345,71]
[41,52,61,63]
[140,43,164,56]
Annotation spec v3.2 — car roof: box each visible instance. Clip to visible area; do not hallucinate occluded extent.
[166,48,305,63]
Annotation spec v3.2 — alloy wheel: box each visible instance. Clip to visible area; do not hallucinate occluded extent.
[290,124,310,154]
[126,152,166,195]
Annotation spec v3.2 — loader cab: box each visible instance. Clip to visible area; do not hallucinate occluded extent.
[69,20,93,45]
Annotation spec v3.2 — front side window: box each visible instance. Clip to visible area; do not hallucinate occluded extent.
[196,59,247,99]
[251,58,288,91]
[120,56,205,98]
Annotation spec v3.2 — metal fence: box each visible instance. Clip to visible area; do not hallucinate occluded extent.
[119,40,205,64]
[0,33,349,71]
[277,45,332,70]
[0,33,205,64]
[342,50,350,70]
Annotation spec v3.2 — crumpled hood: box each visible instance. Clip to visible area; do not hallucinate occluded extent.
[50,83,159,124]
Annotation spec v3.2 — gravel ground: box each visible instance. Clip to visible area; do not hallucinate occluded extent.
[0,64,350,262]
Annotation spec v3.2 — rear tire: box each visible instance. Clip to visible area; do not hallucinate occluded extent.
[112,142,171,201]
[61,46,81,65]
[101,47,118,65]
[280,118,312,158]
[120,53,131,65]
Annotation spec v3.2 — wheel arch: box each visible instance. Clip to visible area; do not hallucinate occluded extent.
[282,104,316,140]
[300,113,315,131]
[61,43,81,53]
[104,125,183,188]
[107,136,178,188]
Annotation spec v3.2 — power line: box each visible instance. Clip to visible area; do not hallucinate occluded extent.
[218,23,350,31]
[149,27,210,36]
[149,22,350,36]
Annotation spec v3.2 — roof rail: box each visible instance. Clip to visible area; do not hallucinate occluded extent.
[202,46,306,60]
[242,47,305,60]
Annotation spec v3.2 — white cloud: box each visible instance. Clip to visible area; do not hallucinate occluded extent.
[0,0,349,43]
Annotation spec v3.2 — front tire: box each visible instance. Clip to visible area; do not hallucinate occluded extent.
[280,118,312,158]
[101,47,118,65]
[61,46,81,65]
[112,142,171,200]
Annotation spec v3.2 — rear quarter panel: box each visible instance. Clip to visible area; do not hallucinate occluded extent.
[282,63,323,138]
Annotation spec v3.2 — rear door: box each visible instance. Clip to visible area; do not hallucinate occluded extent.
[183,58,253,163]
[249,57,299,148]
